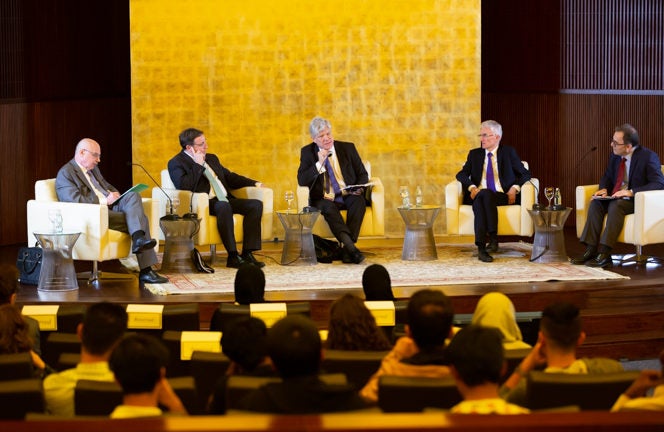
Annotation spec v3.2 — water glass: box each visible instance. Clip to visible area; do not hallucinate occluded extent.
[48,209,63,234]
[284,190,295,212]
[399,186,411,208]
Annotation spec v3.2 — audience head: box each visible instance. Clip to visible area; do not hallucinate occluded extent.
[234,263,266,305]
[446,324,505,388]
[327,294,392,351]
[309,116,332,139]
[178,127,204,150]
[406,289,454,351]
[540,302,584,351]
[221,316,268,372]
[615,123,639,147]
[0,264,19,304]
[0,304,33,354]
[267,315,321,378]
[471,292,523,344]
[362,264,394,301]
[109,334,169,395]
[79,302,128,356]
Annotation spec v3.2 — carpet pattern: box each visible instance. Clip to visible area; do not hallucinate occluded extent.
[144,243,628,295]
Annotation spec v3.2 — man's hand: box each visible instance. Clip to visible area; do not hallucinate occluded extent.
[623,370,663,398]
[349,187,364,196]
[192,147,206,165]
[318,149,332,165]
[507,187,518,204]
[612,189,633,198]
[593,188,608,197]
[106,191,121,206]
[470,186,480,200]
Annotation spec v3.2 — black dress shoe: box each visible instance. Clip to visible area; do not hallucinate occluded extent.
[139,269,168,284]
[478,249,494,263]
[349,250,365,264]
[226,254,246,269]
[132,237,157,254]
[586,253,613,268]
[241,252,265,268]
[570,246,598,265]
[487,240,499,253]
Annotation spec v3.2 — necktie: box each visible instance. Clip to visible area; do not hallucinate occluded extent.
[87,171,109,197]
[611,157,627,195]
[324,157,344,204]
[486,152,496,192]
[203,167,229,202]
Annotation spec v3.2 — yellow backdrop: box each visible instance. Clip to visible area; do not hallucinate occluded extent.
[130,0,480,238]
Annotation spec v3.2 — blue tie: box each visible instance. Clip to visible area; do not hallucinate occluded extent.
[486,152,496,192]
[324,157,344,204]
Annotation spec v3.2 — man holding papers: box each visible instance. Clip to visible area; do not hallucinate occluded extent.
[55,138,167,283]
[297,117,369,264]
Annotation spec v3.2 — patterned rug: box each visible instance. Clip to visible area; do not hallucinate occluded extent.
[143,242,628,295]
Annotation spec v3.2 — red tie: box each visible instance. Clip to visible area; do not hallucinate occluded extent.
[611,157,626,195]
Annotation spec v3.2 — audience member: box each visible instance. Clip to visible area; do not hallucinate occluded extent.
[234,263,266,305]
[208,317,275,414]
[360,289,454,403]
[238,315,367,414]
[446,324,529,414]
[0,264,41,355]
[326,294,392,351]
[362,264,395,301]
[109,334,186,418]
[611,348,664,412]
[471,292,532,350]
[44,302,127,417]
[500,301,623,406]
[168,127,265,268]
[0,303,51,378]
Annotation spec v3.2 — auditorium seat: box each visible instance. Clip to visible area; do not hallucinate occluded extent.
[21,304,86,356]
[321,349,387,390]
[126,303,201,338]
[452,311,542,346]
[56,352,81,371]
[41,332,81,371]
[209,302,311,333]
[0,352,34,381]
[189,351,231,408]
[74,379,122,416]
[377,375,461,412]
[161,330,223,378]
[0,378,45,419]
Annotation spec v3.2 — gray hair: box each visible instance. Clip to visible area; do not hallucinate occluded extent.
[481,120,503,138]
[309,117,332,139]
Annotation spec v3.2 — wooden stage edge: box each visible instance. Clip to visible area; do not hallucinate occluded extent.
[10,228,664,361]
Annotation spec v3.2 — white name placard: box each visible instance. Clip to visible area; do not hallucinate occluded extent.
[22,305,60,331]
[250,303,288,328]
[180,331,222,360]
[364,301,396,326]
[126,304,164,329]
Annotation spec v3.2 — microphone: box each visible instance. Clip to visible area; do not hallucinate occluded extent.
[128,162,178,220]
[529,179,542,210]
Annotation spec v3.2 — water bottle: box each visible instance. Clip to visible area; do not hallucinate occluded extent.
[554,188,562,209]
[415,185,423,207]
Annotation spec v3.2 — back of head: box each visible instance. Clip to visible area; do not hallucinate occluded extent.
[0,303,32,354]
[327,293,391,351]
[267,315,321,378]
[234,264,266,305]
[81,302,128,356]
[446,324,504,387]
[471,292,523,343]
[109,334,169,395]
[221,316,268,372]
[540,302,582,351]
[0,264,18,304]
[178,127,204,149]
[407,289,454,351]
[362,264,394,301]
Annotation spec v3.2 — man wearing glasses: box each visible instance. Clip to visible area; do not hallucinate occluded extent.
[55,138,167,284]
[571,123,664,268]
[455,120,531,262]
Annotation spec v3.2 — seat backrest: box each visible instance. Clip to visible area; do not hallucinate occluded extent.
[190,351,231,406]
[41,332,81,371]
[526,370,639,410]
[35,179,58,202]
[321,349,387,390]
[377,375,461,412]
[74,379,122,416]
[209,302,312,333]
[0,378,45,419]
[0,352,34,381]
[161,169,176,189]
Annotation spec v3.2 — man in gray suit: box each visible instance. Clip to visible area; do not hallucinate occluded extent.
[55,138,167,284]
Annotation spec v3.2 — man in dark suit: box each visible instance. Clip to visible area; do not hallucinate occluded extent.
[571,123,664,268]
[297,117,368,264]
[55,138,167,284]
[456,120,531,262]
[168,128,265,269]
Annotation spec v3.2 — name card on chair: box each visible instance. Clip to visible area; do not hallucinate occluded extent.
[126,304,164,329]
[22,305,60,331]
[250,303,287,328]
[180,331,222,360]
[365,301,396,326]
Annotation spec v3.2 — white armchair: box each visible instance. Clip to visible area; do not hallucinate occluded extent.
[153,170,274,263]
[296,161,385,238]
[26,179,159,282]
[445,162,539,237]
[576,177,664,263]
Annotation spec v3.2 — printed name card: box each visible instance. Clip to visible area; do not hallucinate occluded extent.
[364,301,396,326]
[22,305,60,331]
[126,304,164,329]
[250,303,288,328]
[180,331,222,360]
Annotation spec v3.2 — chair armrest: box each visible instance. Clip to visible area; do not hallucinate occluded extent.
[231,186,274,239]
[368,177,385,235]
[575,184,598,238]
[445,180,462,235]
[27,200,109,244]
[632,190,664,246]
[518,179,538,236]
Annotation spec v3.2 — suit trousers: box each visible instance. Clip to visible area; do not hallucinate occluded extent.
[108,191,157,269]
[580,198,634,249]
[312,194,366,244]
[210,197,263,253]
[466,189,510,246]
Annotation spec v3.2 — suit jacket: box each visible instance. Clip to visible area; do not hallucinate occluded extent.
[455,145,531,199]
[598,146,664,194]
[167,151,257,198]
[55,159,119,204]
[297,141,369,201]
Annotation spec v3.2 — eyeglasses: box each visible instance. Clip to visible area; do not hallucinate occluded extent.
[82,148,101,158]
[478,134,495,138]
[610,140,627,146]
